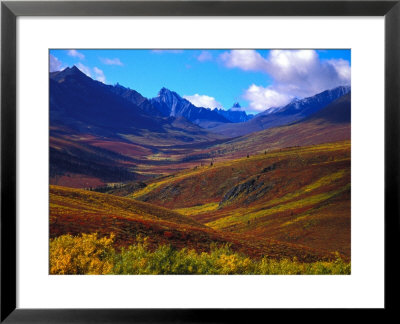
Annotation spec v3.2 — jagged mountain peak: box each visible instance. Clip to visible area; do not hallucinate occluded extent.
[64,65,85,77]
[158,87,169,94]
[215,104,253,123]
[229,102,242,111]
[232,102,241,108]
[70,65,81,72]
[158,87,180,98]
[151,88,230,124]
[50,65,89,82]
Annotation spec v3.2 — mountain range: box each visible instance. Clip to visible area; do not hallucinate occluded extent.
[50,66,222,142]
[49,65,351,188]
[150,88,232,125]
[208,86,351,137]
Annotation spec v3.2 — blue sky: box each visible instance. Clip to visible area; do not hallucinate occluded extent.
[50,49,350,114]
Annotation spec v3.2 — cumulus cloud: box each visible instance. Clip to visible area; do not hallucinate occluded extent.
[220,50,267,71]
[101,57,123,66]
[49,54,63,72]
[197,51,213,62]
[67,49,85,60]
[220,49,351,112]
[264,50,350,96]
[183,94,223,109]
[76,63,106,83]
[244,85,292,112]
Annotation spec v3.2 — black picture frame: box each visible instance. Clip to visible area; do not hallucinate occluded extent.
[1,0,399,322]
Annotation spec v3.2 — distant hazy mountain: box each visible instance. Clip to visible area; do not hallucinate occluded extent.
[150,88,231,125]
[208,86,351,138]
[214,103,254,123]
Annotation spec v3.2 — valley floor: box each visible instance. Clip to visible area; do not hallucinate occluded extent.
[49,141,351,274]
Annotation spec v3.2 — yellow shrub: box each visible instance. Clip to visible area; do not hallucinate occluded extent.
[50,233,115,275]
[216,254,252,274]
[49,233,350,275]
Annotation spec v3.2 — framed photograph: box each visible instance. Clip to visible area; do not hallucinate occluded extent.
[1,0,399,321]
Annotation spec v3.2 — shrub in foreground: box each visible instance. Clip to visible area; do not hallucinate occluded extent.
[49,233,114,274]
[50,233,350,275]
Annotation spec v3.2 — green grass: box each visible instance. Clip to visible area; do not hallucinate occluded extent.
[173,202,220,216]
[50,233,351,275]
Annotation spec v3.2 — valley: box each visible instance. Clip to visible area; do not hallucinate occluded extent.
[114,141,351,258]
[48,58,351,274]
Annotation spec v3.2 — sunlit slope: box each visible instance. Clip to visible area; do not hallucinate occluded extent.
[128,141,351,257]
[204,116,350,163]
[50,185,338,262]
[50,185,221,251]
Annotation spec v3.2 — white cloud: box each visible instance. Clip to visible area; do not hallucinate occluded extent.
[197,51,213,62]
[244,85,292,112]
[76,63,106,83]
[327,59,351,82]
[67,49,85,60]
[220,50,267,71]
[100,58,123,66]
[264,50,350,97]
[93,67,106,83]
[221,49,351,112]
[49,54,63,72]
[183,94,223,109]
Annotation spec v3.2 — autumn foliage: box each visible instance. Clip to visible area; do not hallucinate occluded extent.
[49,141,351,274]
[50,233,350,275]
[50,233,114,274]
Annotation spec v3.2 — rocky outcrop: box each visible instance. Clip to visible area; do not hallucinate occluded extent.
[262,163,277,173]
[220,176,273,206]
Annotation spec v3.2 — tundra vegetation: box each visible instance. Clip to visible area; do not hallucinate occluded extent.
[49,142,351,275]
[50,233,350,275]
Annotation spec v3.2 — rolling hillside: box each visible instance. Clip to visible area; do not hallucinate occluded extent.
[50,185,340,262]
[50,185,218,251]
[118,141,351,257]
